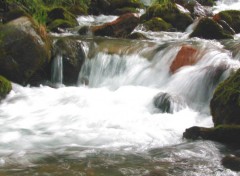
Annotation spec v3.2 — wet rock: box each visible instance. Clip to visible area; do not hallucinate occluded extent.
[210,69,240,126]
[183,125,240,145]
[46,7,78,33]
[0,16,51,85]
[214,10,240,33]
[89,0,143,15]
[143,17,172,32]
[189,17,233,40]
[127,32,148,39]
[142,2,193,31]
[78,26,90,35]
[153,92,186,113]
[222,155,240,171]
[0,75,12,99]
[92,13,140,38]
[217,20,235,35]
[170,45,198,73]
[52,38,86,85]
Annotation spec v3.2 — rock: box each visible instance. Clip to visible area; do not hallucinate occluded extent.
[0,16,51,85]
[89,0,143,15]
[78,26,90,35]
[214,10,240,33]
[210,69,240,126]
[0,75,12,99]
[127,32,148,39]
[183,125,240,145]
[2,6,29,23]
[143,3,193,31]
[52,38,86,85]
[92,13,140,38]
[189,17,233,40]
[222,155,240,171]
[170,45,198,73]
[143,17,172,32]
[46,7,78,33]
[217,20,235,35]
[153,92,186,113]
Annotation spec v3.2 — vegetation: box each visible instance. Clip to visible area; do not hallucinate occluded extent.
[0,75,12,98]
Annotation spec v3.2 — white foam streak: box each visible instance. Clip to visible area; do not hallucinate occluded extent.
[213,0,240,14]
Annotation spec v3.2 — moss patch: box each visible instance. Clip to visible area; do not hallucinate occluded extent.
[144,17,172,31]
[218,10,240,33]
[0,75,12,98]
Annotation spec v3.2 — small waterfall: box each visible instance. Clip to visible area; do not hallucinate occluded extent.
[51,54,63,85]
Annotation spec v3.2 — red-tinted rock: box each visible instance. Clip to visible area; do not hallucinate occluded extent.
[170,45,198,73]
[92,13,139,38]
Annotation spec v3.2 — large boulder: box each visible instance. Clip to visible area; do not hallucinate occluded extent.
[0,75,12,99]
[183,125,240,145]
[170,45,198,73]
[143,17,172,32]
[92,13,140,38]
[0,16,51,85]
[142,3,193,31]
[213,10,240,33]
[52,38,86,85]
[210,69,240,126]
[189,17,233,40]
[89,0,143,15]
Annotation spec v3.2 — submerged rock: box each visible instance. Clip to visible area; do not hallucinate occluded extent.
[153,92,186,113]
[0,75,12,99]
[183,125,240,145]
[0,16,51,85]
[170,45,198,73]
[52,38,86,85]
[92,13,139,38]
[210,69,240,126]
[189,17,233,40]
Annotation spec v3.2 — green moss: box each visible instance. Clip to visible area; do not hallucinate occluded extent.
[190,17,233,40]
[218,10,240,33]
[144,17,172,31]
[0,75,12,98]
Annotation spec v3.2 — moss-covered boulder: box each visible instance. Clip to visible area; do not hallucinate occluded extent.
[89,0,143,15]
[0,16,51,85]
[92,13,139,38]
[0,75,12,99]
[189,17,233,40]
[143,3,193,31]
[143,17,172,32]
[52,38,86,85]
[214,10,240,33]
[183,125,240,145]
[210,69,240,126]
[46,7,78,33]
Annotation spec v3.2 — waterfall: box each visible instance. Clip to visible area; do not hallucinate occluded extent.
[51,54,63,85]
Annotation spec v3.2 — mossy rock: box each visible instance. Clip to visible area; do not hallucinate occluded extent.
[0,17,51,85]
[144,17,172,31]
[113,7,138,15]
[0,75,12,98]
[183,125,240,145]
[46,7,78,32]
[3,7,29,23]
[143,3,193,31]
[210,69,240,126]
[189,17,233,40]
[217,10,240,33]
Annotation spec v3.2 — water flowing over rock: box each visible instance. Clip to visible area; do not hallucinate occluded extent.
[0,16,51,85]
[170,45,198,73]
[92,13,140,38]
[210,69,240,126]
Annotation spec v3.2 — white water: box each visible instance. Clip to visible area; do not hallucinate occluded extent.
[213,0,240,13]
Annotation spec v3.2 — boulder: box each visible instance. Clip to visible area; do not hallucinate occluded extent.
[222,155,240,171]
[183,125,240,145]
[189,17,233,40]
[92,13,140,38]
[210,69,240,126]
[0,75,12,99]
[143,3,193,31]
[214,10,240,33]
[143,17,172,32]
[0,16,51,85]
[153,92,186,113]
[89,0,143,15]
[46,7,78,33]
[170,45,198,73]
[52,38,86,85]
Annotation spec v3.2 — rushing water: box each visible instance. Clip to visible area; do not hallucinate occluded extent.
[1,2,240,175]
